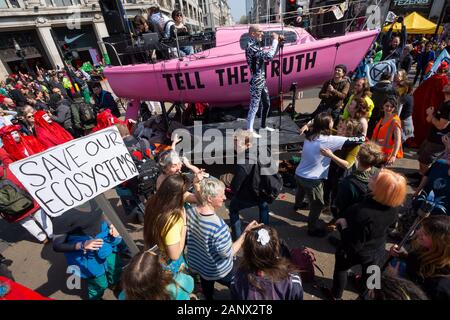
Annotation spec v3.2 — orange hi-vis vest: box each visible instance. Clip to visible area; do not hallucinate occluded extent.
[371,115,404,159]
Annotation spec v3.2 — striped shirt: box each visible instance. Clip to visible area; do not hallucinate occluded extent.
[185,204,233,280]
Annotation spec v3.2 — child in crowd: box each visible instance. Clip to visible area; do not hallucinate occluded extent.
[230,226,303,300]
[120,246,194,300]
[52,201,124,300]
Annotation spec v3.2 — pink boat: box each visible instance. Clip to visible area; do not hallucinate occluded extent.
[104,24,379,106]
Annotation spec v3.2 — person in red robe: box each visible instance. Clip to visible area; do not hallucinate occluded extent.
[92,108,126,132]
[0,276,51,300]
[33,110,73,148]
[412,62,449,146]
[0,125,46,161]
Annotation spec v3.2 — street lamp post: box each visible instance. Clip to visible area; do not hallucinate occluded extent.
[13,39,35,78]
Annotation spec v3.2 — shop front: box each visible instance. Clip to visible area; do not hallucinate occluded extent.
[52,24,102,68]
[390,0,435,20]
[0,29,52,75]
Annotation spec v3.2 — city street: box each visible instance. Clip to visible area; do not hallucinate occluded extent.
[0,87,421,300]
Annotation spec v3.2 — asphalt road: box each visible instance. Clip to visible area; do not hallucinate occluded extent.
[0,86,420,300]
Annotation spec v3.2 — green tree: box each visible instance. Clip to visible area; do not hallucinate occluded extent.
[239,15,248,24]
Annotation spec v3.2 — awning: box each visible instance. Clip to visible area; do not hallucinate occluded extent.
[382,11,443,34]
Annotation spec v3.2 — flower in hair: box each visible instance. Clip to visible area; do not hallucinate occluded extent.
[257,229,270,246]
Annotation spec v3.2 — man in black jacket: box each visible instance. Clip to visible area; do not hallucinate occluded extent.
[399,46,413,74]
[381,16,407,64]
[228,130,270,240]
[92,83,121,118]
[48,73,69,99]
[9,83,28,107]
[49,91,73,134]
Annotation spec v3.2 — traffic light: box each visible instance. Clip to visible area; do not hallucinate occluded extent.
[285,0,298,26]
[60,42,74,61]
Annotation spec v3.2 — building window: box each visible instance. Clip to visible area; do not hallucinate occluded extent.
[239,30,297,50]
[0,0,21,8]
[46,0,79,6]
[0,0,9,9]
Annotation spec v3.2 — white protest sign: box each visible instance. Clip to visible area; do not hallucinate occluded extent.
[9,126,138,217]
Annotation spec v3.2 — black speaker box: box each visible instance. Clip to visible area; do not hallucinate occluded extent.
[99,0,129,35]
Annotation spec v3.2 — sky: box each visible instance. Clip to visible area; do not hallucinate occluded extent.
[228,0,247,23]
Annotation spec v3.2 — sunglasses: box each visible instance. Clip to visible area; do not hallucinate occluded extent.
[27,115,34,119]
[176,14,183,17]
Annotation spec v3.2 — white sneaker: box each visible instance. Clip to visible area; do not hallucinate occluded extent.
[260,126,276,132]
[249,131,261,138]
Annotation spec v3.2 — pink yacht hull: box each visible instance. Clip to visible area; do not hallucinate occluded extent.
[104,25,379,106]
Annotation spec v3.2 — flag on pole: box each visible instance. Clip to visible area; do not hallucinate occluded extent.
[365,59,397,87]
[385,11,397,23]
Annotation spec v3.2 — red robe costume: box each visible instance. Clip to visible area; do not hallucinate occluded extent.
[92,109,126,132]
[0,276,51,300]
[0,125,46,162]
[412,69,449,146]
[34,110,73,148]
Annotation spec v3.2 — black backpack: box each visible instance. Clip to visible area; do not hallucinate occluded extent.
[0,168,34,218]
[252,162,284,204]
[78,102,96,124]
[135,158,160,197]
[129,140,160,198]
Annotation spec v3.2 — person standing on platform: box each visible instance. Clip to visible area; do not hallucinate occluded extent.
[245,25,282,138]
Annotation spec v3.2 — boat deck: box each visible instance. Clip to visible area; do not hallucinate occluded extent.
[181,116,303,161]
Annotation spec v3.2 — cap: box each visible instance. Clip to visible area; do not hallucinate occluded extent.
[438,61,448,72]
[335,64,347,75]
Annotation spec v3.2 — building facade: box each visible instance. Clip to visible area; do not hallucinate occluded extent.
[249,0,281,23]
[198,0,233,30]
[0,0,204,79]
[246,0,448,25]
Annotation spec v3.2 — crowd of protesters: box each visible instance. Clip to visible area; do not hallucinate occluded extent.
[1,15,450,302]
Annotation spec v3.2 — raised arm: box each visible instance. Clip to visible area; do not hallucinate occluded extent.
[341,136,366,149]
[400,24,407,50]
[249,34,279,62]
